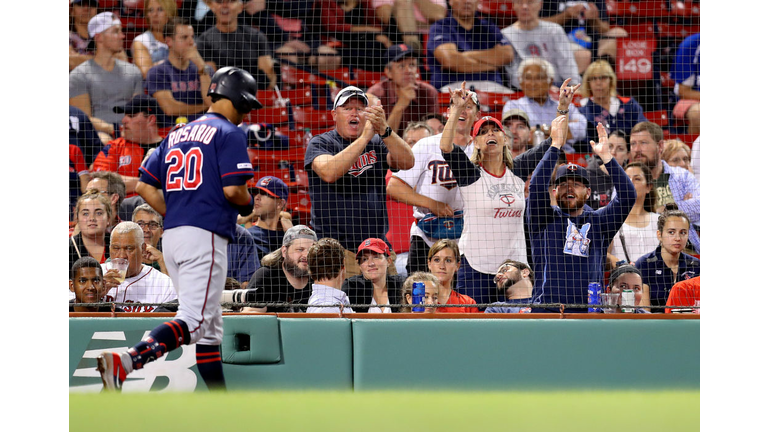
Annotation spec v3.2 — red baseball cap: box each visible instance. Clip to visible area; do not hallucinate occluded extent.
[356,238,390,259]
[472,116,504,138]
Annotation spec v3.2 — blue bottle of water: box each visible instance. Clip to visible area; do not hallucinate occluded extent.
[588,282,602,313]
[412,282,425,313]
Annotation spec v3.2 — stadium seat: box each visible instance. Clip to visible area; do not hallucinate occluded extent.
[257,88,313,108]
[645,110,669,127]
[293,106,335,129]
[244,106,292,127]
[352,69,385,89]
[666,134,698,147]
[477,0,517,28]
[670,1,701,17]
[280,65,325,87]
[286,190,312,225]
[656,23,700,39]
[565,153,589,167]
[247,147,306,167]
[605,0,669,17]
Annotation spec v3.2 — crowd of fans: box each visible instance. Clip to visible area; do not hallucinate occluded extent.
[69,0,701,314]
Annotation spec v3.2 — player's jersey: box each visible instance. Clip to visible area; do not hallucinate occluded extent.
[391,133,473,247]
[139,112,254,241]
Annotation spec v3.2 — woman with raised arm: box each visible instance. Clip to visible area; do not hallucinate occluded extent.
[438,83,529,306]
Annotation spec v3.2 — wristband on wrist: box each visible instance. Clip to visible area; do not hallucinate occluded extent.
[381,126,392,139]
[557,108,569,115]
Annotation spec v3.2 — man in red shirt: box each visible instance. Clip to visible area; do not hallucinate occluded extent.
[92,95,166,197]
[367,44,439,135]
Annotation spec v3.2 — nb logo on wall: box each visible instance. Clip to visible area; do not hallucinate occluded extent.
[69,330,199,393]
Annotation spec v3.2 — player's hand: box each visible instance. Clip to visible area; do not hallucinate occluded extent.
[557,78,581,112]
[584,3,600,20]
[550,115,569,149]
[590,123,612,163]
[428,200,455,218]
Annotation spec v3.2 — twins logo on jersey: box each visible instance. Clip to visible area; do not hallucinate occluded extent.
[488,183,525,219]
[563,219,591,257]
[427,161,458,190]
[348,150,378,177]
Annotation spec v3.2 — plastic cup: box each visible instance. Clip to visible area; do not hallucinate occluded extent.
[600,292,620,313]
[108,258,129,283]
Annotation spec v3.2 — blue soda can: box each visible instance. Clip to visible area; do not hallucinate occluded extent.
[587,282,602,313]
[412,282,425,313]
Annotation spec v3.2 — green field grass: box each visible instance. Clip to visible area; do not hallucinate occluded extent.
[70,390,699,431]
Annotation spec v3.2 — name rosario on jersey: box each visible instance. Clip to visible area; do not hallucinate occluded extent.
[348,150,377,177]
[167,123,219,147]
[427,161,458,190]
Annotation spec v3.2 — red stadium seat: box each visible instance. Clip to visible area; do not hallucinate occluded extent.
[645,110,669,127]
[476,91,524,111]
[352,69,385,88]
[257,88,313,108]
[286,190,312,225]
[280,65,325,87]
[605,0,669,17]
[477,0,517,28]
[565,153,589,167]
[670,1,701,17]
[666,134,698,147]
[293,106,335,129]
[244,107,291,126]
[656,23,700,39]
[247,147,306,167]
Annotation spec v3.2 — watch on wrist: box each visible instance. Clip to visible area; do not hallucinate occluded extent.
[381,126,392,139]
[557,108,569,115]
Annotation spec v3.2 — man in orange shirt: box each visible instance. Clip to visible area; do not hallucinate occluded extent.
[665,276,700,314]
[92,95,166,198]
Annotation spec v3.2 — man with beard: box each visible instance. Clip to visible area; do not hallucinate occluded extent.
[629,121,700,253]
[484,260,534,314]
[527,79,635,312]
[238,225,318,312]
[501,108,533,158]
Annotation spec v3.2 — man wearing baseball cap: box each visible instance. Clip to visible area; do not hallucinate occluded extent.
[70,11,143,140]
[341,238,406,313]
[231,225,318,313]
[245,175,294,262]
[92,94,166,198]
[502,108,533,158]
[305,85,414,278]
[527,79,635,313]
[368,44,439,135]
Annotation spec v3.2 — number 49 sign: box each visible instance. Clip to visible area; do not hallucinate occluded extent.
[616,39,657,81]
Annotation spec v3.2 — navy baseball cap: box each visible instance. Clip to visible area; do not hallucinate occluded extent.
[387,43,417,64]
[250,176,289,201]
[113,94,162,117]
[553,163,590,187]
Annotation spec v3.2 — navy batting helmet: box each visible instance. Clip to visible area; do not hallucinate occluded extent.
[207,67,263,113]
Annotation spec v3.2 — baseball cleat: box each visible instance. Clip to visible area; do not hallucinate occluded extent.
[96,352,127,392]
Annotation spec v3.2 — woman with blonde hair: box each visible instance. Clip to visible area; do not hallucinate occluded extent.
[132,0,177,78]
[580,60,647,143]
[661,139,694,175]
[439,82,529,307]
[69,192,113,274]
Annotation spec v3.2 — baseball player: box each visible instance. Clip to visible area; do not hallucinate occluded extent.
[96,66,262,391]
